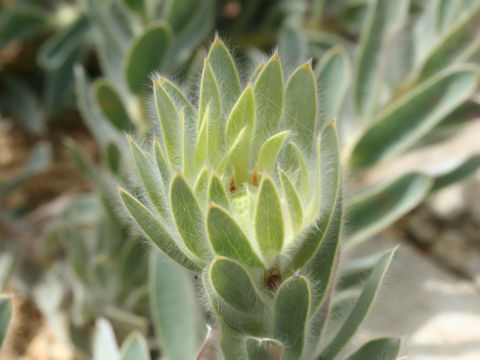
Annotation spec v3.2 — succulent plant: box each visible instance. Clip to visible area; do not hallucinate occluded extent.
[119,39,399,359]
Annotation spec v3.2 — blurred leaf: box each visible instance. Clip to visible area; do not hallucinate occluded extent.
[150,252,203,360]
[345,337,401,360]
[350,67,479,172]
[274,276,310,359]
[346,172,431,248]
[279,26,307,69]
[354,0,409,119]
[207,204,264,268]
[2,77,45,135]
[430,154,480,193]
[119,189,201,273]
[315,46,351,127]
[122,0,144,16]
[94,79,133,132]
[38,14,89,70]
[125,23,171,94]
[171,174,210,261]
[0,295,11,348]
[120,332,150,360]
[319,248,396,360]
[104,141,122,175]
[93,319,120,360]
[0,5,47,48]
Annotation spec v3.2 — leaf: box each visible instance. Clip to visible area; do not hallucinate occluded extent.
[204,268,269,337]
[157,77,196,178]
[315,46,351,127]
[286,122,341,272]
[257,131,289,174]
[0,5,47,48]
[150,252,203,360]
[164,0,214,70]
[194,167,210,209]
[305,191,343,314]
[254,176,284,262]
[274,276,310,360]
[345,172,431,248]
[103,141,122,175]
[207,38,242,119]
[154,79,182,169]
[0,295,12,348]
[208,172,230,210]
[171,174,211,261]
[279,27,308,69]
[318,248,396,360]
[251,55,284,160]
[123,0,144,15]
[354,0,409,119]
[280,142,309,199]
[225,85,255,184]
[198,61,222,165]
[129,138,169,220]
[430,154,480,193]
[345,337,401,360]
[209,257,265,313]
[94,79,133,132]
[282,63,318,155]
[153,138,171,186]
[120,332,150,360]
[119,189,201,273]
[37,14,89,70]
[93,319,120,360]
[279,169,303,235]
[195,106,209,172]
[246,338,284,360]
[125,23,171,94]
[251,62,265,83]
[350,67,479,172]
[416,3,480,82]
[207,204,264,268]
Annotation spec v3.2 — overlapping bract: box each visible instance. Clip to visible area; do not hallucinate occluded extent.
[120,39,398,359]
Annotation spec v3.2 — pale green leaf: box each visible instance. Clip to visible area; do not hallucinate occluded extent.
[252,55,284,160]
[319,248,396,360]
[120,332,150,360]
[207,204,264,268]
[279,169,303,235]
[255,176,284,262]
[274,276,310,360]
[129,138,169,220]
[225,85,255,184]
[346,172,432,248]
[119,189,201,273]
[150,252,203,360]
[257,131,289,174]
[93,319,119,360]
[282,63,318,155]
[207,38,242,119]
[250,62,265,83]
[198,61,222,165]
[280,142,309,199]
[350,67,479,172]
[194,167,210,209]
[208,172,230,210]
[153,138,171,186]
[170,174,211,261]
